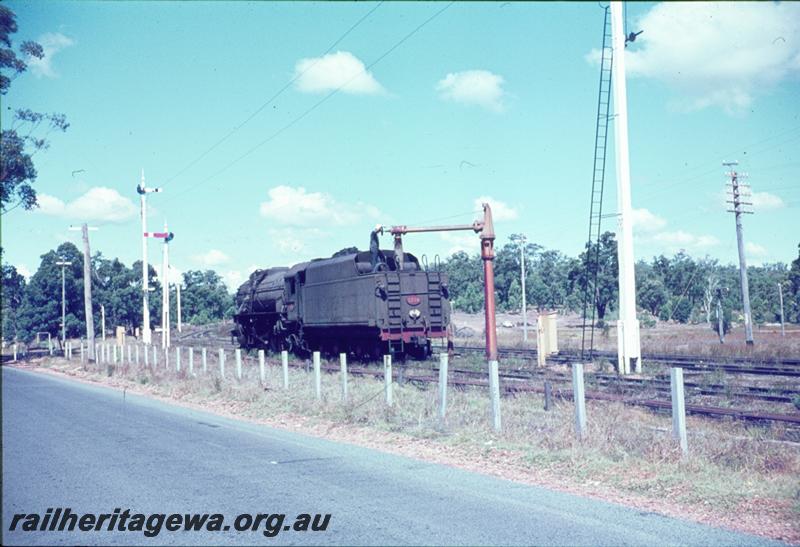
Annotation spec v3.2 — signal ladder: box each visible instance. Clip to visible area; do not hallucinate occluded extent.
[580,6,614,361]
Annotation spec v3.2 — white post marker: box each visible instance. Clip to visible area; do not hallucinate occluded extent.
[153,345,158,366]
[219,348,225,378]
[235,349,242,380]
[202,347,207,374]
[340,353,348,402]
[188,347,194,376]
[489,360,501,432]
[670,367,688,455]
[258,350,265,384]
[143,344,148,367]
[176,346,181,372]
[384,355,393,407]
[313,351,322,400]
[49,337,53,356]
[572,363,587,439]
[112,344,117,364]
[80,342,85,364]
[13,343,17,362]
[438,352,449,420]
[127,345,132,365]
[135,344,140,366]
[281,350,289,389]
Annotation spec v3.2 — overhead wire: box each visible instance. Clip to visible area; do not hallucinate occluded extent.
[162,1,455,205]
[161,1,386,187]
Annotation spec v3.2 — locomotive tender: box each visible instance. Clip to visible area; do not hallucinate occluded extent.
[233,250,450,359]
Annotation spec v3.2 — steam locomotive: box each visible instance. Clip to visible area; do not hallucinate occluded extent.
[232,250,450,359]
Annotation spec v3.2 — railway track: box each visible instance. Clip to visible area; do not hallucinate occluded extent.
[304,360,800,427]
[451,345,800,377]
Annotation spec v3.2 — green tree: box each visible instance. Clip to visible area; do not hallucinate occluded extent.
[1,6,68,213]
[17,243,84,342]
[1,251,26,341]
[94,255,141,332]
[638,278,668,316]
[180,270,235,324]
[442,251,483,312]
[569,231,618,322]
[788,243,800,323]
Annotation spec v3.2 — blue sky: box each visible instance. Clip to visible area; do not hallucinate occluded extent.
[2,1,799,290]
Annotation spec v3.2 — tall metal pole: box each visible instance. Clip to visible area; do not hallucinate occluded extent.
[176,272,182,333]
[55,259,72,344]
[137,170,162,345]
[716,290,725,344]
[520,235,528,343]
[778,283,785,337]
[79,224,96,360]
[725,162,754,345]
[162,220,170,349]
[481,204,498,362]
[610,1,641,374]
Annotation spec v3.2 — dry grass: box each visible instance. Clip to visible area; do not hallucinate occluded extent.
[454,311,800,361]
[17,350,800,542]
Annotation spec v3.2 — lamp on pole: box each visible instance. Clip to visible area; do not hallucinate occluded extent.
[55,258,73,345]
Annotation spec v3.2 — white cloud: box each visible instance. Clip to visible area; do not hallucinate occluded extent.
[193,249,230,267]
[36,187,137,223]
[26,32,75,78]
[589,2,800,112]
[474,196,518,221]
[440,232,480,256]
[653,230,720,249]
[152,264,182,285]
[436,70,506,112]
[293,51,384,95]
[16,264,32,280]
[259,185,380,227]
[745,242,768,257]
[751,191,785,211]
[631,208,667,232]
[222,270,245,291]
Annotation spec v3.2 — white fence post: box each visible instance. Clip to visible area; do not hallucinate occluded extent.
[113,344,118,364]
[258,350,265,384]
[143,344,149,367]
[384,355,393,407]
[439,353,449,420]
[135,344,140,366]
[49,338,53,356]
[80,342,85,364]
[152,345,158,367]
[572,363,587,440]
[202,347,207,374]
[489,359,501,432]
[671,367,688,455]
[13,343,17,362]
[127,345,132,365]
[176,346,181,372]
[235,349,242,380]
[281,350,289,389]
[219,348,225,378]
[340,353,348,402]
[188,347,194,376]
[313,351,322,400]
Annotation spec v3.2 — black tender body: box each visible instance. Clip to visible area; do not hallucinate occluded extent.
[233,250,450,359]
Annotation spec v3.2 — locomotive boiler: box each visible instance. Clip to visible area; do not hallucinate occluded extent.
[232,250,450,359]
